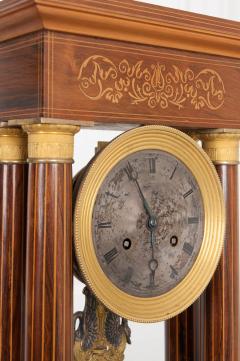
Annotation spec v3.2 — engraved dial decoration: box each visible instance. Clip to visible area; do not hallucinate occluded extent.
[92,150,204,298]
[74,126,225,322]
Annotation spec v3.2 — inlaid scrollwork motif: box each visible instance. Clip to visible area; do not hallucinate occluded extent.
[77,55,225,110]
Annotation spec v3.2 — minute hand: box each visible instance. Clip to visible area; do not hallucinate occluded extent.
[125,162,154,220]
[135,179,154,219]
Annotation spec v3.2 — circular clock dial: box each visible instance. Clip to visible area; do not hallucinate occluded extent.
[74,126,225,322]
[92,150,204,298]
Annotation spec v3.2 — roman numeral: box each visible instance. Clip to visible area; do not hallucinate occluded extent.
[122,267,134,284]
[170,163,178,180]
[183,242,194,255]
[183,189,193,198]
[105,191,119,199]
[98,222,112,229]
[170,265,178,279]
[188,217,199,224]
[104,247,119,264]
[149,158,156,174]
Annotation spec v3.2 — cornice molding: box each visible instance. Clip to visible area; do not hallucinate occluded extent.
[1,0,240,59]
[0,1,43,41]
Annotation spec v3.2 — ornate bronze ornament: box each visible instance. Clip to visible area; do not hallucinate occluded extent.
[74,125,225,322]
[0,127,27,163]
[22,124,80,163]
[190,129,240,165]
[73,287,131,361]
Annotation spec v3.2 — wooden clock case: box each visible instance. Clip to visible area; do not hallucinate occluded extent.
[0,1,239,360]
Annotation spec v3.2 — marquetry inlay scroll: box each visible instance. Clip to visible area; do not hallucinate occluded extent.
[77,55,225,111]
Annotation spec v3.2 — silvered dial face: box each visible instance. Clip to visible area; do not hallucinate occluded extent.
[92,150,204,298]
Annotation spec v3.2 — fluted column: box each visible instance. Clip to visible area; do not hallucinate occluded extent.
[165,129,240,361]
[0,127,27,361]
[165,286,201,360]
[199,130,239,361]
[23,124,80,361]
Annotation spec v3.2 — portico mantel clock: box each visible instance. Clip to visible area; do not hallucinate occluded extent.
[73,126,225,323]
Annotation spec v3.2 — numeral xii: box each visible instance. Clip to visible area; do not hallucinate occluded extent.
[149,158,156,174]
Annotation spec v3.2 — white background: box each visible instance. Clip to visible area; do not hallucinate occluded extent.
[73,2,240,360]
[137,0,240,21]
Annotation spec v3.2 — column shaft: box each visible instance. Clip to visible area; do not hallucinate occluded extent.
[204,164,239,361]
[0,129,27,361]
[24,163,72,361]
[23,124,79,361]
[165,303,202,361]
[165,130,240,361]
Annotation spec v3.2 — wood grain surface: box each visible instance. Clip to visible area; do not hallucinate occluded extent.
[1,0,240,59]
[203,165,239,361]
[0,32,43,121]
[42,32,240,128]
[1,31,240,129]
[24,163,73,361]
[166,165,240,361]
[0,163,27,361]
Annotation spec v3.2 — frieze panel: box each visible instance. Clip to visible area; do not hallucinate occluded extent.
[3,33,236,128]
[77,55,225,112]
[43,34,240,127]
